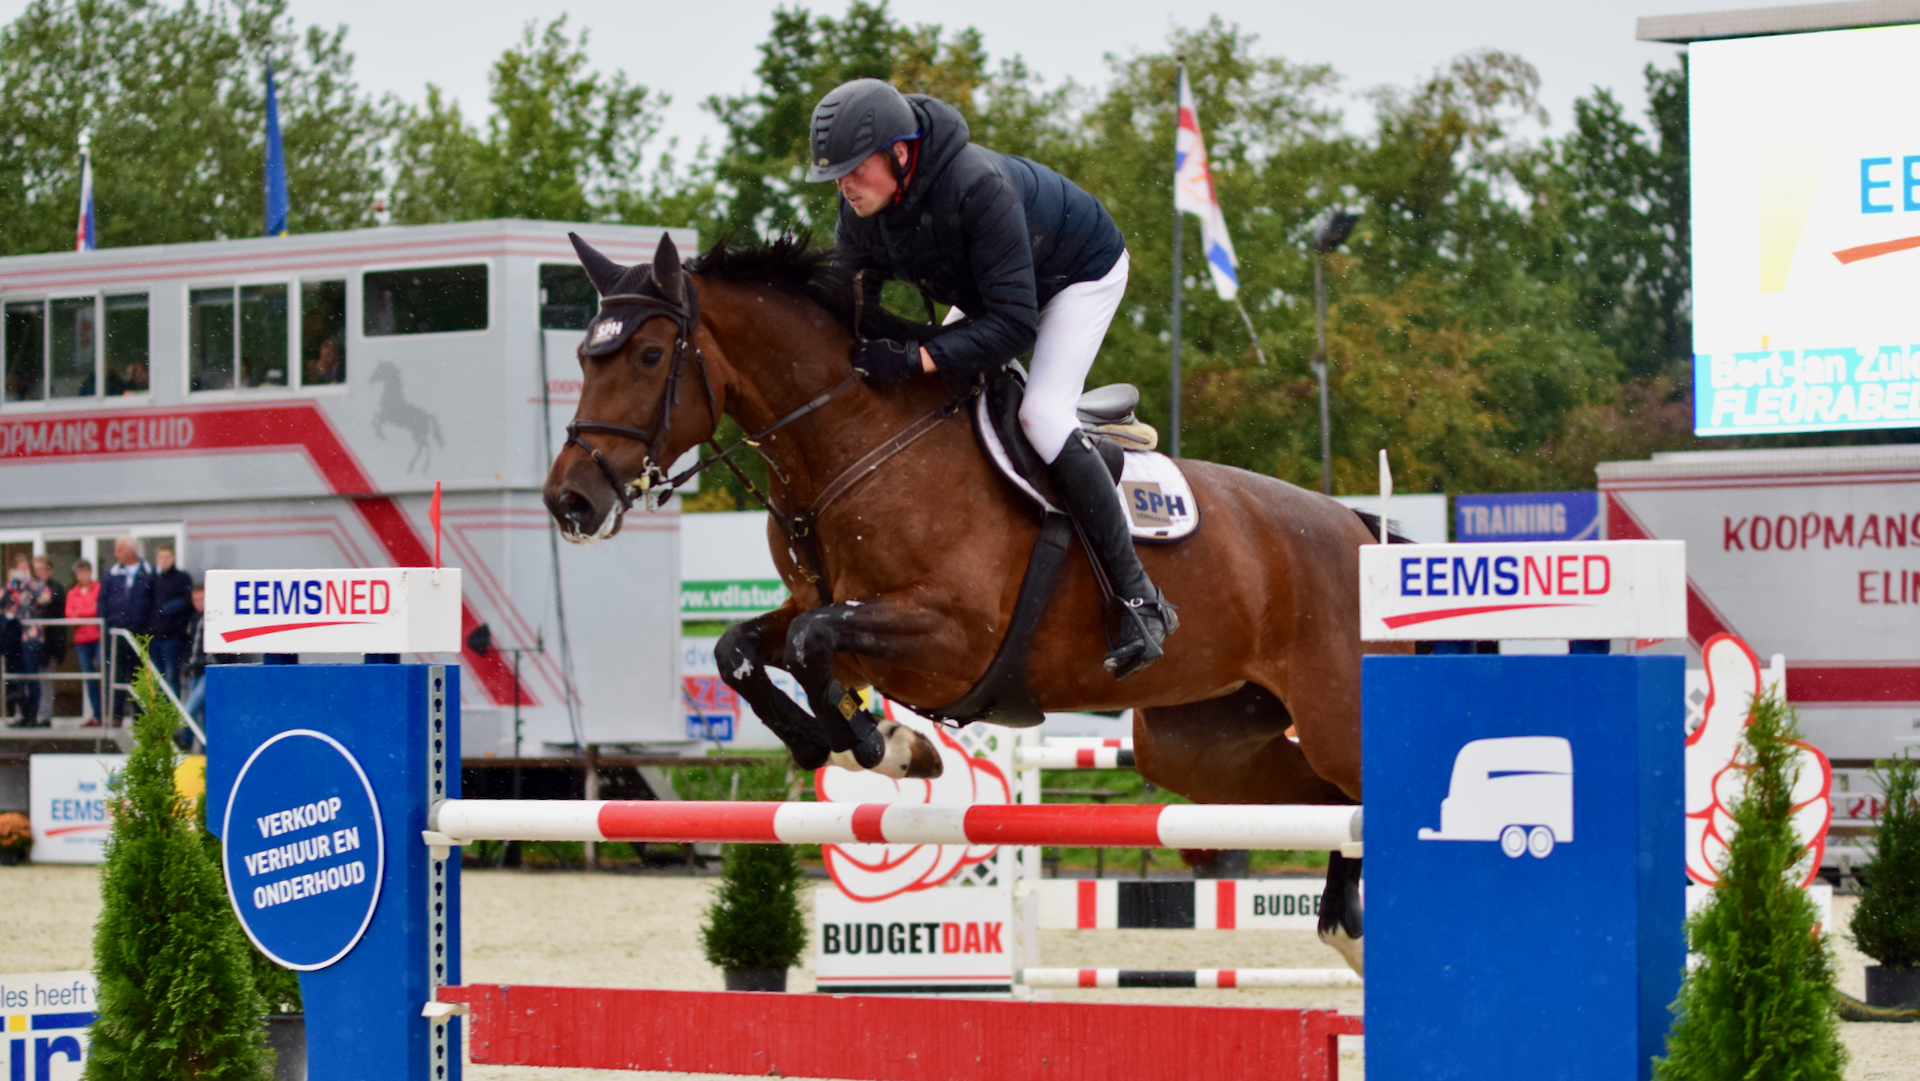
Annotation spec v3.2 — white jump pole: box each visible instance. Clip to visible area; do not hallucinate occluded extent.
[1014,746,1135,770]
[1020,967,1364,990]
[428,799,1362,853]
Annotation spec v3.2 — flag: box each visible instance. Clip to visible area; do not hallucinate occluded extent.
[1173,66,1239,301]
[430,481,443,568]
[264,58,289,237]
[75,136,95,252]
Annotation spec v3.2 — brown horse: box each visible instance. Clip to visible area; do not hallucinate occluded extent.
[543,232,1407,972]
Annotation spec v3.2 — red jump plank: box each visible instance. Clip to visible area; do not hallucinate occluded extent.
[439,984,1362,1081]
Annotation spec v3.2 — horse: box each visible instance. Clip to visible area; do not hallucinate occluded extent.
[542,231,1408,972]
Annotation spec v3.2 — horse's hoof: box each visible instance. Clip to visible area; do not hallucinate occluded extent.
[1319,926,1365,977]
[870,721,944,779]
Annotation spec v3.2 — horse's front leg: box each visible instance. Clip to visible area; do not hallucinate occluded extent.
[785,598,944,778]
[715,606,834,770]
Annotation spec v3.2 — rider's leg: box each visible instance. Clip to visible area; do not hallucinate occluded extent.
[1019,251,1175,679]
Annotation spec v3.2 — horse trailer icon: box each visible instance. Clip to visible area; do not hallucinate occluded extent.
[1417,736,1573,858]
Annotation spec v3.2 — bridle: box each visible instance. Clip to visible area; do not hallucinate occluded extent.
[562,270,974,604]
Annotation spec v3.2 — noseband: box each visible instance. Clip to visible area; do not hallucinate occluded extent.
[564,282,710,512]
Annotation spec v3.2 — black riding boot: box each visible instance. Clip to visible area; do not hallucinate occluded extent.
[1046,433,1178,679]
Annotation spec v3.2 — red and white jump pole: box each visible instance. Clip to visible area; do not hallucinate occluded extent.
[428,799,1362,852]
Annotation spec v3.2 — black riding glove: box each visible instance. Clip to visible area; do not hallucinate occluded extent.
[854,338,921,386]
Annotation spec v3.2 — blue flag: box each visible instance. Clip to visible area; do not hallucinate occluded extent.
[264,58,289,237]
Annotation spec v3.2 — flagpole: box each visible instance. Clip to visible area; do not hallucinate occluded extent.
[1168,64,1184,460]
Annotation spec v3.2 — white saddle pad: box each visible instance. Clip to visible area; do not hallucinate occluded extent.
[975,394,1201,543]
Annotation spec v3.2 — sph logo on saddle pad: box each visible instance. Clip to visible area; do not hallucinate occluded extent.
[204,568,463,654]
[1358,540,1686,640]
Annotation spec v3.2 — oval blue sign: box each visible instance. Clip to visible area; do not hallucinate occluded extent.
[221,730,385,970]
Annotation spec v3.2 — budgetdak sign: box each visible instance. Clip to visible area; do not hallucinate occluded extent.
[1692,25,1920,436]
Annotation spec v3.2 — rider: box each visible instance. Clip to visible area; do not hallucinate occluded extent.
[805,78,1176,679]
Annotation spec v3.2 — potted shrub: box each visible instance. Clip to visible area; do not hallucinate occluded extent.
[701,842,808,991]
[0,811,30,865]
[1852,751,1920,1009]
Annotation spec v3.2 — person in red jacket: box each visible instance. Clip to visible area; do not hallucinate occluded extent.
[66,560,102,724]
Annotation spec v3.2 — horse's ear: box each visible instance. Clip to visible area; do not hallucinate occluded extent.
[651,232,683,302]
[568,232,624,296]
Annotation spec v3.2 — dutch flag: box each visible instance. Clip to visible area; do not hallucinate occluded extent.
[75,133,95,252]
[1173,66,1239,302]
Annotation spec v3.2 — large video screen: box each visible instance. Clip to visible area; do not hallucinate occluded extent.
[1692,24,1920,436]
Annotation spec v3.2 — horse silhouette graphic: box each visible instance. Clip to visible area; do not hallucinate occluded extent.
[370,361,444,473]
[1418,736,1573,858]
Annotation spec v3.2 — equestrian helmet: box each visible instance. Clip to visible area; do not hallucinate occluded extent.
[805,78,918,182]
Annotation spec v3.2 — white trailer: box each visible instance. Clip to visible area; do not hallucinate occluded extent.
[0,220,695,755]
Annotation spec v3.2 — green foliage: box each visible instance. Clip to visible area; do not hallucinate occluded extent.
[0,0,383,253]
[1851,751,1920,968]
[86,644,273,1081]
[1654,691,1845,1081]
[667,755,797,802]
[193,780,302,1015]
[700,843,809,972]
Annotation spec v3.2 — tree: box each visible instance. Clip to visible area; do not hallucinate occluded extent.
[86,648,273,1081]
[387,17,677,227]
[0,0,384,255]
[1654,691,1846,1081]
[1851,752,1920,970]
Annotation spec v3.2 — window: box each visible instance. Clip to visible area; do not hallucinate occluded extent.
[301,280,347,385]
[364,264,488,336]
[540,264,596,330]
[3,293,150,404]
[189,280,343,393]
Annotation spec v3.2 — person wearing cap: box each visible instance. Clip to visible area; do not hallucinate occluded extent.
[806,78,1175,679]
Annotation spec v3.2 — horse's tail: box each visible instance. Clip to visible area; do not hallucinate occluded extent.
[1349,509,1414,545]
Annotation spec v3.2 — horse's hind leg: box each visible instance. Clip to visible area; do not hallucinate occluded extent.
[715,609,833,770]
[1134,684,1364,974]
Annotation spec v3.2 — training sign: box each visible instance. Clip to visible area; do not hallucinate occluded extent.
[1358,540,1686,640]
[221,730,385,970]
[203,568,461,653]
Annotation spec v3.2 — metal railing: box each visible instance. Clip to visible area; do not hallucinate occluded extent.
[1,619,205,747]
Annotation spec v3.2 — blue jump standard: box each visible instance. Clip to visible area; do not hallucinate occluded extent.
[1364,654,1684,1081]
[205,663,461,1081]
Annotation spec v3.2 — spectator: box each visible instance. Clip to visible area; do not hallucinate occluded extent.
[32,555,66,724]
[149,545,193,694]
[98,536,153,720]
[5,554,51,727]
[66,560,102,723]
[183,585,208,727]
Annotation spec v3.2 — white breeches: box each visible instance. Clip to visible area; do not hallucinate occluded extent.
[944,249,1129,463]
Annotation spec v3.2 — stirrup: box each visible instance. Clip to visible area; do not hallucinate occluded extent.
[1103,594,1178,680]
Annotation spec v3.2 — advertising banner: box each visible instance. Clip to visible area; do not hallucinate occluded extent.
[814,886,1014,994]
[0,971,97,1081]
[1692,25,1920,436]
[202,568,462,654]
[29,755,124,864]
[1358,540,1686,640]
[1455,491,1599,542]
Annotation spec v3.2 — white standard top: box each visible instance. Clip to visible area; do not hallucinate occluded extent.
[1358,540,1686,641]
[203,568,463,654]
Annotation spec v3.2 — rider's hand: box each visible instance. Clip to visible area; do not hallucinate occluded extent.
[854,338,920,386]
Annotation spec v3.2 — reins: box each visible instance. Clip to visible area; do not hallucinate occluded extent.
[564,273,973,604]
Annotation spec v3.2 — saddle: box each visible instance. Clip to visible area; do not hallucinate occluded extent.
[926,368,1200,728]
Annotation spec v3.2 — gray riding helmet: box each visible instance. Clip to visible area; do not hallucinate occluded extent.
[805,78,918,182]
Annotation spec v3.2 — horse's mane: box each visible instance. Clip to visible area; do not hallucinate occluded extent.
[690,234,943,343]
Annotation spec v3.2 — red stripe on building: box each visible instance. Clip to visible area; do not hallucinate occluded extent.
[1604,493,1739,649]
[961,804,1165,847]
[851,805,889,844]
[1217,880,1236,930]
[1077,880,1097,929]
[1788,666,1920,703]
[0,402,525,704]
[598,801,779,843]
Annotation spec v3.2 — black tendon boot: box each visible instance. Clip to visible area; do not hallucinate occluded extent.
[1046,433,1178,678]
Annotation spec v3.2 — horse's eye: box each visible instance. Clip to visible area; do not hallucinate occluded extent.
[640,347,665,367]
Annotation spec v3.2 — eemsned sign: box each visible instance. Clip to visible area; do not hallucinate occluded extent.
[203,568,461,653]
[1358,540,1686,640]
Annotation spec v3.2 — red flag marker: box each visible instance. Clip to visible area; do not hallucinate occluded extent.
[430,481,443,568]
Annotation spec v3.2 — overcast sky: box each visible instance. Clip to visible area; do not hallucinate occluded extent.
[11,0,1753,151]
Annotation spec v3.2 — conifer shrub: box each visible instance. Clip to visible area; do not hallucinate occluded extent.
[1852,751,1920,968]
[698,765,807,975]
[1654,690,1846,1081]
[85,647,273,1081]
[195,785,304,1015]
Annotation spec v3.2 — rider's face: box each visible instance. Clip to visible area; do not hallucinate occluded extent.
[837,145,907,218]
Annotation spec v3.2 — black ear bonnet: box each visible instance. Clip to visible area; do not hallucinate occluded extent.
[568,232,687,358]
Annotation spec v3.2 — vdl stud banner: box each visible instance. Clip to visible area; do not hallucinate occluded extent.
[1691,23,1920,436]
